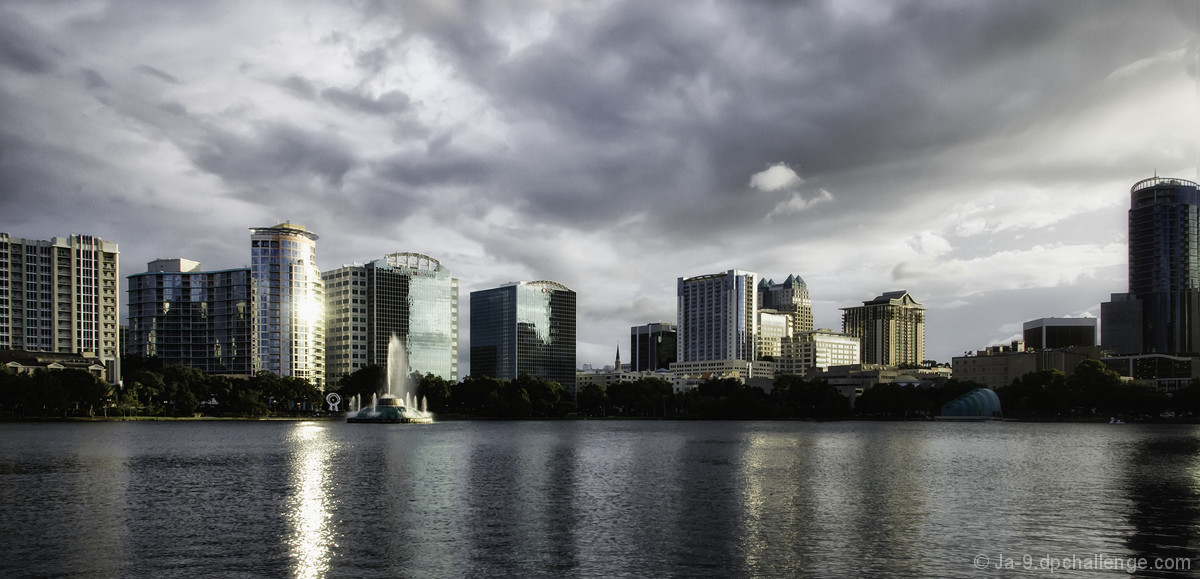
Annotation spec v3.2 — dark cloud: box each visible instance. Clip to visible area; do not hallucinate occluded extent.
[279,75,317,100]
[0,10,58,74]
[321,87,413,116]
[190,122,358,189]
[135,64,182,84]
[0,0,1193,366]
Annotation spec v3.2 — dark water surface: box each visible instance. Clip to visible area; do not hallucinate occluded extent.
[2,420,1198,577]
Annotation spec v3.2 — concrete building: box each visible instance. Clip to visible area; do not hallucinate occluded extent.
[677,269,758,363]
[952,342,1092,390]
[127,259,252,374]
[322,252,459,386]
[0,233,120,382]
[630,322,676,371]
[1023,317,1097,350]
[758,274,814,332]
[470,281,577,395]
[250,223,325,389]
[841,290,925,366]
[1102,177,1200,355]
[775,329,861,376]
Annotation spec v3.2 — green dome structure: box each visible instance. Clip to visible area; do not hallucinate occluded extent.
[941,388,1002,418]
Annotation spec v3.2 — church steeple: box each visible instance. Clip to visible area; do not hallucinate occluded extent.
[615,345,621,372]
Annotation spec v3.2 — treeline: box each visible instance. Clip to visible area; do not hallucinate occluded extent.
[995,359,1200,420]
[5,356,1196,421]
[0,357,325,418]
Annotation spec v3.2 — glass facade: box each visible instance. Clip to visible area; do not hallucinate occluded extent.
[127,260,252,373]
[322,253,458,385]
[470,281,577,395]
[1126,177,1200,354]
[250,223,324,389]
[630,322,677,371]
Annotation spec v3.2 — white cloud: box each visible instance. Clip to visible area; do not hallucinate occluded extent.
[749,163,802,192]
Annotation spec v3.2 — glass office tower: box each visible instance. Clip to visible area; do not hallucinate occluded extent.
[127,259,252,374]
[470,281,577,395]
[250,222,325,389]
[1114,176,1200,354]
[323,252,458,386]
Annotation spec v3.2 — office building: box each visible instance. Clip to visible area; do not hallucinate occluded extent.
[0,233,120,382]
[1023,317,1097,351]
[323,252,459,386]
[1102,177,1200,355]
[250,222,325,389]
[756,309,792,360]
[775,329,861,376]
[470,281,577,395]
[841,290,925,366]
[127,259,252,374]
[758,274,814,332]
[677,269,758,363]
[630,322,676,371]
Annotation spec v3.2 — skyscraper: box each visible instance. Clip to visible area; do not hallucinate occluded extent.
[250,222,325,389]
[323,252,459,386]
[757,274,814,332]
[127,259,252,374]
[470,281,577,395]
[677,270,758,363]
[0,233,120,382]
[841,290,925,366]
[1102,177,1200,355]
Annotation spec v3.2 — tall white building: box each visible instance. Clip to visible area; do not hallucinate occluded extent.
[323,252,459,386]
[250,223,325,389]
[0,233,120,382]
[676,269,758,363]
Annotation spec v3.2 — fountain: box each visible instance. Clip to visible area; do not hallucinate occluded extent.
[346,334,434,424]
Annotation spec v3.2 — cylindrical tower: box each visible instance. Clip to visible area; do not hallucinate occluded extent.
[1127,177,1200,354]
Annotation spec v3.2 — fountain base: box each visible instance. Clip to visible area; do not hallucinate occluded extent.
[345,394,434,424]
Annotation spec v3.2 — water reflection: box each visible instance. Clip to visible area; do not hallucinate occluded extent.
[1123,426,1200,577]
[286,421,335,579]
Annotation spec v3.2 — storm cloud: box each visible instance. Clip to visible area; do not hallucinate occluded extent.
[0,0,1195,367]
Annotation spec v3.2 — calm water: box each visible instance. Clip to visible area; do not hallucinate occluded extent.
[1,420,1198,578]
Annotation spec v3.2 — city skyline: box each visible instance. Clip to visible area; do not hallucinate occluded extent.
[1,2,1197,368]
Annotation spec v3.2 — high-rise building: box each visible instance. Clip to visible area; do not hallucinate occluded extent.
[758,275,814,332]
[630,322,676,371]
[677,270,758,363]
[1102,177,1200,355]
[1023,317,1097,351]
[470,281,577,395]
[323,252,459,386]
[127,259,253,374]
[250,223,325,389]
[0,233,120,382]
[841,290,925,366]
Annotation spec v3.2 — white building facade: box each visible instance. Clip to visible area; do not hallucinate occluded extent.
[0,233,120,382]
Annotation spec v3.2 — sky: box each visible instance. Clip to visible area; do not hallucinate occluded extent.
[1,0,1197,371]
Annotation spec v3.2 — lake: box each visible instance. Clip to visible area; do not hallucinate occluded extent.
[1,420,1197,577]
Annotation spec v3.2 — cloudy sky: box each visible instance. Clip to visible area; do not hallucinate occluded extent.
[1,0,1197,369]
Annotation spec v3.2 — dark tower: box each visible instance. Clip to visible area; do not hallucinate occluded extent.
[1125,176,1200,354]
